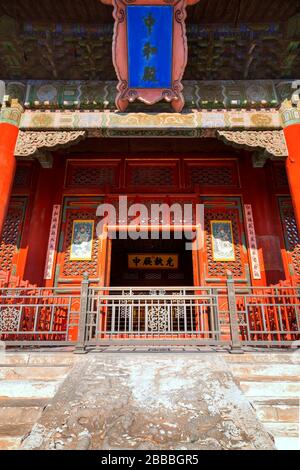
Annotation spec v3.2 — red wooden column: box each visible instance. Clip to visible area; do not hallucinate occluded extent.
[280,100,300,232]
[0,99,23,237]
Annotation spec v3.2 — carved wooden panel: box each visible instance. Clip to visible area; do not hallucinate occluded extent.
[0,198,27,273]
[126,161,179,190]
[272,162,289,189]
[278,197,300,281]
[65,161,121,189]
[203,199,248,282]
[56,198,103,284]
[186,161,239,188]
[13,163,33,190]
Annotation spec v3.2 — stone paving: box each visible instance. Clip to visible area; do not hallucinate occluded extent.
[20,354,275,450]
[1,350,299,451]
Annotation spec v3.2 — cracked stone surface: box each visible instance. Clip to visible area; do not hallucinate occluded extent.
[20,354,275,450]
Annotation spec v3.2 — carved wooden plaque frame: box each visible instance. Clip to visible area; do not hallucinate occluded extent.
[101,0,200,112]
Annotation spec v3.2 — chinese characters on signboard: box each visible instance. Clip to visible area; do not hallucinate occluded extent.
[127,6,173,89]
[128,254,179,270]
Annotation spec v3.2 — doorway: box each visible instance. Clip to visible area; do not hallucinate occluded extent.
[110,233,194,287]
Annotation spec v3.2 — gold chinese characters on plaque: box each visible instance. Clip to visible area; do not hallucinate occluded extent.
[128,254,179,270]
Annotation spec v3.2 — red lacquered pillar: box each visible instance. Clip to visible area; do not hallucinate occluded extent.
[281,100,300,233]
[0,99,23,237]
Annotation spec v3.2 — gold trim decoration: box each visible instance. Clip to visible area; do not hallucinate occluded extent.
[211,220,236,262]
[70,220,94,262]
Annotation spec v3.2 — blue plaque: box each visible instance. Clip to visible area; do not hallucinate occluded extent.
[127,6,173,89]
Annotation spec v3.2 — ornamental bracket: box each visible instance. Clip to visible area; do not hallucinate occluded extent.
[15,131,87,168]
[217,130,288,167]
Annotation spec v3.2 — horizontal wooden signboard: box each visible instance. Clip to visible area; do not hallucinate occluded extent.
[128,253,179,270]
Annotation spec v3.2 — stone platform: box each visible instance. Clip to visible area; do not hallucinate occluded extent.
[0,349,299,450]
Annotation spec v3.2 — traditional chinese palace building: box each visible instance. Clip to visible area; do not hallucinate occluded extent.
[0,0,300,347]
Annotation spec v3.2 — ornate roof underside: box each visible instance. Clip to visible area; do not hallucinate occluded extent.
[0,0,300,81]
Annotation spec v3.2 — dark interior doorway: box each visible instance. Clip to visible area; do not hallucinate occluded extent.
[110,233,194,287]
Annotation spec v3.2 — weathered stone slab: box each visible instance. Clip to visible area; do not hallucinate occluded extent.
[0,366,70,381]
[239,381,300,398]
[21,354,275,450]
[228,363,300,381]
[0,437,22,450]
[0,381,61,399]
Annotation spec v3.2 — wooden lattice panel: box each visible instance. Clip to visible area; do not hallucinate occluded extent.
[190,167,233,186]
[13,164,33,189]
[0,198,27,272]
[61,210,100,278]
[129,167,174,187]
[185,161,239,188]
[273,163,289,188]
[66,162,119,188]
[279,197,300,278]
[204,207,245,280]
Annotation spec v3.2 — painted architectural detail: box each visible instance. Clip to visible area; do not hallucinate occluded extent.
[280,100,300,128]
[205,208,244,280]
[3,80,296,111]
[0,98,23,127]
[62,210,99,278]
[44,205,61,281]
[19,110,282,132]
[15,131,86,158]
[217,130,288,158]
[244,204,261,280]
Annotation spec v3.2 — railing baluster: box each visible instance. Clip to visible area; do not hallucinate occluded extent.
[74,273,89,354]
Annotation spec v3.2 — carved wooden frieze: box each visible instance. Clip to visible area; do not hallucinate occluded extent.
[101,0,200,112]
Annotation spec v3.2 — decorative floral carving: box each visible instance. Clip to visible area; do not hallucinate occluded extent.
[217,130,288,158]
[15,131,86,158]
[0,307,21,332]
[147,305,169,333]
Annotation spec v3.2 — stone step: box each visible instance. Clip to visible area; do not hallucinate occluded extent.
[0,380,62,400]
[239,380,300,399]
[0,352,75,367]
[225,353,300,365]
[263,422,299,438]
[0,366,70,381]
[0,436,22,450]
[229,363,300,381]
[273,437,300,451]
[0,406,43,430]
[254,402,299,423]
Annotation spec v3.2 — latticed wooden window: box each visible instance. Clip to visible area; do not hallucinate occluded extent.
[190,166,234,186]
[129,166,175,187]
[279,197,300,277]
[273,163,289,188]
[0,198,27,272]
[13,164,33,189]
[67,166,115,187]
